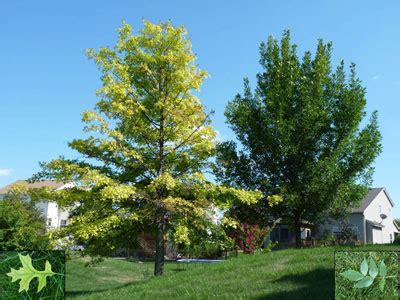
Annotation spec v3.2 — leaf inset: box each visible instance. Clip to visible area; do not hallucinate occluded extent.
[354,276,374,289]
[340,270,365,282]
[360,258,368,276]
[379,260,387,277]
[6,254,55,293]
[379,277,386,292]
[369,257,378,278]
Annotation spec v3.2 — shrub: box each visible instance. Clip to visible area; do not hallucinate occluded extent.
[262,240,278,253]
[338,221,358,244]
[188,243,223,259]
[178,221,233,259]
[393,236,400,245]
[0,185,50,250]
[230,223,271,254]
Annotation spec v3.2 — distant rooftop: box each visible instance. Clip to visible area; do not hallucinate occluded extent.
[0,180,66,194]
[352,187,394,213]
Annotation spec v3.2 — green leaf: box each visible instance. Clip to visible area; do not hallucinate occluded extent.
[360,258,368,276]
[6,254,55,293]
[379,260,387,277]
[340,270,365,281]
[379,277,386,292]
[369,257,378,278]
[354,276,374,289]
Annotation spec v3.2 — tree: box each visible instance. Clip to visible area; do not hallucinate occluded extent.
[0,184,50,250]
[215,31,382,247]
[34,20,263,275]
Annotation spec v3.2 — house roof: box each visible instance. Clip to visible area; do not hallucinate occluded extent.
[394,221,400,232]
[366,219,384,228]
[273,218,313,226]
[0,180,66,194]
[352,187,395,213]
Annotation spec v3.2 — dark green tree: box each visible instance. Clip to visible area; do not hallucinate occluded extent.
[0,185,50,250]
[215,31,382,247]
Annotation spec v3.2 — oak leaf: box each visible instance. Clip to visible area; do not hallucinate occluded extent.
[6,254,55,293]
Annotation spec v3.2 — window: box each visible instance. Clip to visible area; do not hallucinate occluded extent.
[270,228,278,241]
[379,205,382,213]
[280,228,289,242]
[351,225,359,234]
[390,234,393,243]
[47,218,52,226]
[60,219,67,227]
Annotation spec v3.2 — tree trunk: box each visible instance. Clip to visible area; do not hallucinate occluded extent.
[154,105,166,276]
[294,215,302,248]
[154,210,165,276]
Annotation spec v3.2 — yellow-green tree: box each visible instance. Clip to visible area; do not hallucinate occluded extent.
[34,20,264,275]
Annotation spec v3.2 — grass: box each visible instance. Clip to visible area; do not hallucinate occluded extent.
[66,245,400,300]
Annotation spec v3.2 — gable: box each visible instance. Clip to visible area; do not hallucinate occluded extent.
[364,189,395,221]
[352,188,394,213]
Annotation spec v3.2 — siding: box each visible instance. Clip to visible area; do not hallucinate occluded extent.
[363,190,398,243]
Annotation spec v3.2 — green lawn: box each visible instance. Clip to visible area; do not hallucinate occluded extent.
[66,245,400,299]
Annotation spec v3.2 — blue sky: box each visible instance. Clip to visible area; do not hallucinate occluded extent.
[1,1,400,215]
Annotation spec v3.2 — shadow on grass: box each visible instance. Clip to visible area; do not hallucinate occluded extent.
[254,267,334,300]
[66,265,186,298]
[66,281,143,298]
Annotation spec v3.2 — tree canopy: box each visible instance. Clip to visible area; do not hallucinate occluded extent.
[0,184,50,250]
[215,31,382,247]
[34,20,264,275]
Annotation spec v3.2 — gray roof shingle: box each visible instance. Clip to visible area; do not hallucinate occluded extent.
[352,187,394,213]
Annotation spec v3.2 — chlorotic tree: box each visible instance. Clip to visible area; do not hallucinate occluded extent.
[215,31,382,247]
[34,21,264,275]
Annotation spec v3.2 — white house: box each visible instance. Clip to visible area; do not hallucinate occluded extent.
[319,187,399,244]
[270,187,399,245]
[0,180,72,229]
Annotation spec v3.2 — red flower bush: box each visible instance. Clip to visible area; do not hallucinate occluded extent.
[231,223,270,254]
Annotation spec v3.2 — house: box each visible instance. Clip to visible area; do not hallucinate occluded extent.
[319,188,399,244]
[0,180,72,229]
[271,187,399,245]
[269,219,313,244]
